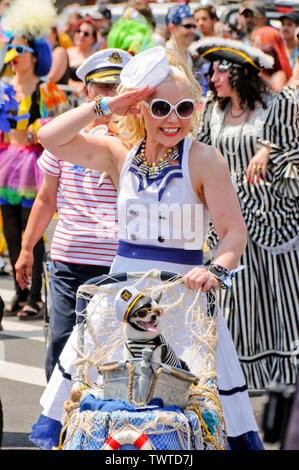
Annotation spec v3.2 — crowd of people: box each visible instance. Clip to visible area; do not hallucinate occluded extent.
[0,0,298,450]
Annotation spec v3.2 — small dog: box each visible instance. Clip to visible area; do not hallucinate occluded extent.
[123,292,190,372]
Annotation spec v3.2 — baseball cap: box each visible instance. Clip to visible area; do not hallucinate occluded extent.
[279,11,299,25]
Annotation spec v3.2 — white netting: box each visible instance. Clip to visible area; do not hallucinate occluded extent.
[58,269,226,450]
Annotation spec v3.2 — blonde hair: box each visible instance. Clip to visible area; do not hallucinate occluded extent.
[110,50,202,145]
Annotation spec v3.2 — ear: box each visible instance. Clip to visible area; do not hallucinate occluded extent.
[168,22,176,34]
[83,84,89,100]
[154,292,162,304]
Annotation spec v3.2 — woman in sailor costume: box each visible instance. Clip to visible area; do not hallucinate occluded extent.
[31,47,264,450]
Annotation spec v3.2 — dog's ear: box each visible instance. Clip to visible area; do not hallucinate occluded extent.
[154,292,162,304]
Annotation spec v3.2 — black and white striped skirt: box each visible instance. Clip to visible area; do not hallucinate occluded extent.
[220,238,299,389]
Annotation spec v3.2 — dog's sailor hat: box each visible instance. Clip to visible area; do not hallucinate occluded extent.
[120,46,170,90]
[114,286,152,323]
[76,48,132,84]
[191,37,274,71]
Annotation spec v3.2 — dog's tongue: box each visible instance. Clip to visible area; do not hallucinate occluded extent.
[143,322,158,333]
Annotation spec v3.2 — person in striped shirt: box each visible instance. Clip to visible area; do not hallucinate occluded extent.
[15,48,132,381]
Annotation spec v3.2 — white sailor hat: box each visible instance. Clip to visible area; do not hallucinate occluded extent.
[120,46,170,90]
[114,286,152,323]
[76,48,132,84]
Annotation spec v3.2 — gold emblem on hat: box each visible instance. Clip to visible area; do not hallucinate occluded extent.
[121,289,132,301]
[109,52,122,64]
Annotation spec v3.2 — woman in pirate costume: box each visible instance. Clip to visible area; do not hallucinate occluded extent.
[32,47,264,450]
[193,37,299,390]
[0,0,61,318]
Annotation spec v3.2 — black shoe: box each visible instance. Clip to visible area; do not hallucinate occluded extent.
[3,291,29,316]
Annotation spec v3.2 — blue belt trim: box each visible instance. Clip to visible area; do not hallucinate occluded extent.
[117,240,203,266]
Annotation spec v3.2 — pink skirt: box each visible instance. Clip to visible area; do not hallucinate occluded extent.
[0,143,43,205]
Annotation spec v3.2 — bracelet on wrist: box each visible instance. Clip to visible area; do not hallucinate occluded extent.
[94,94,112,117]
[208,263,246,289]
[208,264,230,289]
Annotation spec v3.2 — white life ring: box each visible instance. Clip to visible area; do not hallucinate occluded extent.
[102,429,152,450]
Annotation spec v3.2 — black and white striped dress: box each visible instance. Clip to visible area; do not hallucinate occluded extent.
[197,86,299,389]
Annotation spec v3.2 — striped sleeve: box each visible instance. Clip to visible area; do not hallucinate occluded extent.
[196,95,213,145]
[37,150,61,177]
[260,86,299,199]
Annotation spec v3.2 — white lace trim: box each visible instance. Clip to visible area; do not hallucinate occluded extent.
[254,234,299,255]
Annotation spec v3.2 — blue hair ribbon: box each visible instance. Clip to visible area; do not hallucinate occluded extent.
[222,265,246,288]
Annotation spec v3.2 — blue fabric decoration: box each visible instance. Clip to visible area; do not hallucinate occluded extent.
[117,240,204,266]
[0,82,30,132]
[79,394,184,414]
[30,413,62,450]
[222,265,246,289]
[201,409,220,435]
[69,165,86,173]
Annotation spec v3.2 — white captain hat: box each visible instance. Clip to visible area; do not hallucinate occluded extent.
[76,48,132,84]
[120,46,170,90]
[114,286,152,323]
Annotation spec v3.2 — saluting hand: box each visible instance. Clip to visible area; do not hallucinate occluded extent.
[105,86,156,116]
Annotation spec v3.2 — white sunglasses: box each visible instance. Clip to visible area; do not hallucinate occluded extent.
[142,98,195,119]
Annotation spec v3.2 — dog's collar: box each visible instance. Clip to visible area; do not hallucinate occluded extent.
[124,294,144,323]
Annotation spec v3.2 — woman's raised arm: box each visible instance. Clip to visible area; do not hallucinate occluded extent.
[38,86,155,173]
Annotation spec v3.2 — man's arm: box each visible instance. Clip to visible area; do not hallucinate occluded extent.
[15,173,58,289]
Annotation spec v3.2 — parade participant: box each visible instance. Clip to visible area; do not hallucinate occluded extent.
[46,26,70,85]
[238,1,267,41]
[251,26,293,92]
[195,37,299,390]
[192,5,219,96]
[0,0,58,318]
[15,48,131,381]
[165,4,196,71]
[67,18,97,86]
[279,11,299,69]
[34,46,263,450]
[194,5,218,38]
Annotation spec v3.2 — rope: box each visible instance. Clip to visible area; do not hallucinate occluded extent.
[187,384,227,449]
[188,402,226,450]
[170,369,198,384]
[52,413,80,451]
[97,362,122,373]
[146,367,164,403]
[63,389,82,426]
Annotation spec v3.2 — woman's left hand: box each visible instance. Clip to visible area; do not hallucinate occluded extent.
[183,267,221,292]
[106,86,156,116]
[246,146,270,183]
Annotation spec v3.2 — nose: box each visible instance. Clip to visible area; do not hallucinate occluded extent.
[211,70,218,83]
[151,314,156,321]
[167,109,180,122]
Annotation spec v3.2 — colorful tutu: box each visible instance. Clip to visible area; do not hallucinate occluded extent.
[0,142,43,205]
